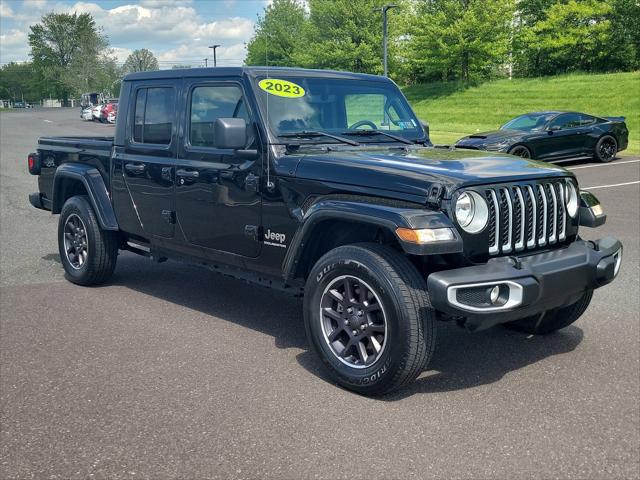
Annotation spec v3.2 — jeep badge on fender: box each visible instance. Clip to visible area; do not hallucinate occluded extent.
[28,67,622,396]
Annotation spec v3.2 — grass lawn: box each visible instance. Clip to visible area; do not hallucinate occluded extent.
[404,71,640,155]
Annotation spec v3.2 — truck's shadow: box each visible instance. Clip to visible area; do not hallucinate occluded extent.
[113,254,583,398]
[297,323,583,400]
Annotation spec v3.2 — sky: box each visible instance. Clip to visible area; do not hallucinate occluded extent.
[0,0,270,68]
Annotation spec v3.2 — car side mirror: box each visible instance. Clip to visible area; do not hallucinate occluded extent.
[214,118,247,150]
[419,119,430,137]
[548,125,561,132]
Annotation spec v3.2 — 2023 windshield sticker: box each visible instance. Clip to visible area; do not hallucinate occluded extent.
[258,79,306,98]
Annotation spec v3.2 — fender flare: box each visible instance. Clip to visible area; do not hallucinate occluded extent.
[52,163,119,231]
[282,198,462,281]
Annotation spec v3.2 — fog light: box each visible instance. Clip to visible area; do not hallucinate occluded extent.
[489,285,500,304]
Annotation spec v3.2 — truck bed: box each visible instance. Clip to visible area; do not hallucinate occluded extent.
[36,136,115,204]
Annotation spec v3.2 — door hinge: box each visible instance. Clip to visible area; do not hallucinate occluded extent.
[426,184,444,209]
[162,210,176,224]
[244,225,261,241]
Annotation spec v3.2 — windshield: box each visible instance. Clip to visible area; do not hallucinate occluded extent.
[253,76,425,142]
[501,113,556,131]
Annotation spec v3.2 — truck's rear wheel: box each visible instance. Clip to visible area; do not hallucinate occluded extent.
[304,243,436,396]
[504,290,593,334]
[58,195,118,285]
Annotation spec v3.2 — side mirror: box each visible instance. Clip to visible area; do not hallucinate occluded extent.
[214,118,247,150]
[548,125,561,132]
[419,119,430,137]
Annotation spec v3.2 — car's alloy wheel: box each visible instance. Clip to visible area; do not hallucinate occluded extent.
[509,145,531,158]
[598,137,617,162]
[63,213,89,269]
[319,275,387,368]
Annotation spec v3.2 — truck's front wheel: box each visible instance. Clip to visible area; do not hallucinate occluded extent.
[304,244,436,396]
[58,195,118,286]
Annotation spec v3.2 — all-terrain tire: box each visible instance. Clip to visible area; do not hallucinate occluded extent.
[58,195,118,286]
[304,243,436,396]
[504,290,593,335]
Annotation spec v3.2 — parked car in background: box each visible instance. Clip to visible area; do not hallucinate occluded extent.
[14,101,27,108]
[80,107,93,121]
[455,111,629,163]
[91,103,104,121]
[100,99,118,123]
[107,106,117,124]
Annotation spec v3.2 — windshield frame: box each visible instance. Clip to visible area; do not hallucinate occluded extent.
[249,73,428,145]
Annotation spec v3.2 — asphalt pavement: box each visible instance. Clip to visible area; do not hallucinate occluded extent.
[1,108,639,479]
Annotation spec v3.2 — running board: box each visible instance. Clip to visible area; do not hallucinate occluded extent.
[122,241,167,263]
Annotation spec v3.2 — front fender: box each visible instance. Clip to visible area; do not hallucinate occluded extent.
[282,198,462,281]
[52,163,119,231]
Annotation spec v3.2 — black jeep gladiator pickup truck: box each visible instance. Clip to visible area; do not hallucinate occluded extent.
[28,67,622,395]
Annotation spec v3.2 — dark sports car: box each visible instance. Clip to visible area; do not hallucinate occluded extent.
[455,111,629,163]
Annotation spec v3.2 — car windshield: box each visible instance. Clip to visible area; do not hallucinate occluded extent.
[253,76,425,142]
[501,113,556,131]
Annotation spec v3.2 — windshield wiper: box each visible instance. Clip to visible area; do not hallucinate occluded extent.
[341,130,415,145]
[279,130,360,146]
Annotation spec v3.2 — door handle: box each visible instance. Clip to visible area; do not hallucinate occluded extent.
[125,163,146,174]
[176,169,200,179]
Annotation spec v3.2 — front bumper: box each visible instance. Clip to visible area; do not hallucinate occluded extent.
[427,237,622,330]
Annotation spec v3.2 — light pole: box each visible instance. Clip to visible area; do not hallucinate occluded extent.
[379,4,398,77]
[209,44,221,67]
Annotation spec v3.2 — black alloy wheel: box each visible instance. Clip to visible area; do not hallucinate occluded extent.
[509,145,531,159]
[319,275,387,368]
[63,213,89,269]
[304,243,436,396]
[58,195,118,285]
[596,136,617,163]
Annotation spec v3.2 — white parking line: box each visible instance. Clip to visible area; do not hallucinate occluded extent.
[43,119,53,123]
[582,181,640,190]
[567,159,640,170]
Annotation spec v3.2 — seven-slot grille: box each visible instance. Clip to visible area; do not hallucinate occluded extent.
[484,180,570,256]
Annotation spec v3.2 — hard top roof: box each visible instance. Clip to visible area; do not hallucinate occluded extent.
[123,66,390,83]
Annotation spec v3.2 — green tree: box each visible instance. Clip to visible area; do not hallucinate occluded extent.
[521,0,633,75]
[295,0,394,74]
[122,48,159,74]
[405,0,516,83]
[610,0,640,69]
[29,12,110,103]
[245,0,307,66]
[0,62,43,102]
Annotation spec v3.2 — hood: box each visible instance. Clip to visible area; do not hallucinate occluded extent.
[456,129,526,145]
[291,146,571,200]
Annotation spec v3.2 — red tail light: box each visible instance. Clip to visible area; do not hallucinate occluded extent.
[28,153,41,175]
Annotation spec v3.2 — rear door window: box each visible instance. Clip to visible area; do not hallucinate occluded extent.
[132,87,175,145]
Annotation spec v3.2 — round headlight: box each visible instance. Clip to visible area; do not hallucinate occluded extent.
[455,191,489,233]
[455,192,474,227]
[565,181,578,218]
